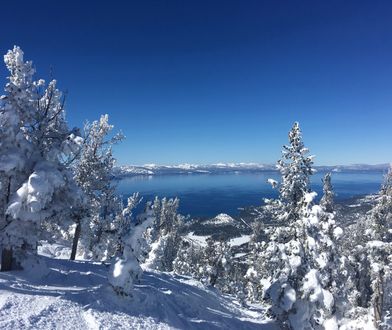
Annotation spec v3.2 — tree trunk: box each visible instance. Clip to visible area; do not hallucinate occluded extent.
[70,221,81,261]
[1,178,14,271]
[1,248,13,271]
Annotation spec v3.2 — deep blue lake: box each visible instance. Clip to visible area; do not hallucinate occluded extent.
[116,171,385,218]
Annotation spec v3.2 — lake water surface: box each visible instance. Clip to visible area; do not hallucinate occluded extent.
[116,171,385,217]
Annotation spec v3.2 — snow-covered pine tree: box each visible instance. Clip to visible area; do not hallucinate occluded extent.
[370,167,392,243]
[116,193,143,254]
[250,123,341,329]
[265,122,314,224]
[266,194,341,328]
[199,238,217,285]
[143,197,184,271]
[158,197,181,236]
[338,204,373,315]
[72,114,124,261]
[366,167,392,328]
[0,46,83,270]
[199,238,232,288]
[226,261,248,303]
[245,241,265,302]
[173,240,203,277]
[320,172,334,213]
[131,201,156,264]
[337,168,392,328]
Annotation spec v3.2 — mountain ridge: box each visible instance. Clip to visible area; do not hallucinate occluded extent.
[113,163,390,177]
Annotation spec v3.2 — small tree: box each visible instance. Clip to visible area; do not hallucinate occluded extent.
[320,173,334,213]
[199,238,232,288]
[173,240,203,277]
[266,122,314,224]
[72,114,124,260]
[143,197,184,271]
[108,196,154,297]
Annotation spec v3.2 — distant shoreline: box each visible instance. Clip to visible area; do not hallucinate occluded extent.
[113,163,389,178]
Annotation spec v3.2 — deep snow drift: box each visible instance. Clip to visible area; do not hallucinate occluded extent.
[0,249,276,330]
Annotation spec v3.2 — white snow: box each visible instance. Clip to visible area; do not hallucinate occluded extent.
[228,235,251,247]
[281,284,296,312]
[347,204,361,208]
[185,232,210,247]
[366,240,386,248]
[108,256,141,295]
[267,178,278,188]
[304,191,317,204]
[0,250,277,330]
[333,227,343,240]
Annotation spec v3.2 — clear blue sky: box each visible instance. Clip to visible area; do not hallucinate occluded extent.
[1,0,392,165]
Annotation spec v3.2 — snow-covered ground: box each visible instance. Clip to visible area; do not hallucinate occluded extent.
[228,235,251,247]
[0,251,276,330]
[185,232,210,247]
[183,232,250,248]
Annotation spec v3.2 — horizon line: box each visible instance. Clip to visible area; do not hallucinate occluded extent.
[117,162,391,167]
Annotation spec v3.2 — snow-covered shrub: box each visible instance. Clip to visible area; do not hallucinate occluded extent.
[108,196,155,296]
[108,251,141,296]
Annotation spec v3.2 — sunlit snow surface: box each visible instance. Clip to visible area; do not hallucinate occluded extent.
[0,245,277,329]
[184,232,251,248]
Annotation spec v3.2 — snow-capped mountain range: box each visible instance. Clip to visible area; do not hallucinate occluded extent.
[113,162,390,177]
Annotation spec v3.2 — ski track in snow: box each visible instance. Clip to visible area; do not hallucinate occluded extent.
[0,256,276,330]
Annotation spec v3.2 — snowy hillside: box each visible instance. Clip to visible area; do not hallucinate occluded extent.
[0,251,276,330]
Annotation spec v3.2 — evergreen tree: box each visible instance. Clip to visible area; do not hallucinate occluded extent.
[72,114,124,260]
[143,197,183,271]
[266,122,314,224]
[173,240,203,277]
[366,167,392,328]
[370,167,392,242]
[320,173,334,213]
[250,123,341,329]
[0,46,82,270]
[199,238,232,288]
